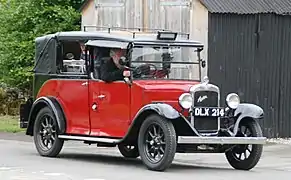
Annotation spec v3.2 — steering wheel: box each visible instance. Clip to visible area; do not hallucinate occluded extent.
[132,63,157,78]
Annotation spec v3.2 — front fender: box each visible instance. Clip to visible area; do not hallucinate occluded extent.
[121,103,180,143]
[232,103,264,135]
[136,103,180,119]
[26,96,66,136]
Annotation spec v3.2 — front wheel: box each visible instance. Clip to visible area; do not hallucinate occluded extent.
[225,119,263,170]
[33,107,64,157]
[138,114,177,171]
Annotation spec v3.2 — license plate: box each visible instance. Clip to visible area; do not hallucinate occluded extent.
[193,107,225,117]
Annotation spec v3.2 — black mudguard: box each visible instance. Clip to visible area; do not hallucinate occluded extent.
[121,103,181,143]
[135,103,180,120]
[232,103,264,135]
[26,96,66,136]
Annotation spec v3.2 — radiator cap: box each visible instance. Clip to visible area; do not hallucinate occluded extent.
[202,76,209,84]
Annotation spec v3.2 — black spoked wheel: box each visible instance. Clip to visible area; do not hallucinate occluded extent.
[118,143,139,158]
[225,119,263,170]
[138,114,176,171]
[144,124,166,163]
[33,107,64,157]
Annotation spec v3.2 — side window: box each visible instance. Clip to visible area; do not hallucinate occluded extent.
[56,41,88,75]
[91,47,111,79]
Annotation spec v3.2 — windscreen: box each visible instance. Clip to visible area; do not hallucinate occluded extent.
[130,46,201,81]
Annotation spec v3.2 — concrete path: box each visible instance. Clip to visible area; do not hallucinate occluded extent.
[0,132,290,180]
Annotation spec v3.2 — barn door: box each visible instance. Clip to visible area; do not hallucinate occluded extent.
[94,0,191,32]
[95,0,143,30]
[145,0,191,33]
[95,0,126,29]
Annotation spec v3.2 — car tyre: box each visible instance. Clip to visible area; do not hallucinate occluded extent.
[138,114,177,171]
[33,106,64,157]
[118,143,139,158]
[225,119,263,170]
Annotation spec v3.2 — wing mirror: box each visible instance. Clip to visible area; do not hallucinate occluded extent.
[201,60,206,68]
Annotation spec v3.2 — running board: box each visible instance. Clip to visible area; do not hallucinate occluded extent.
[178,136,267,145]
[58,135,121,144]
[59,135,267,145]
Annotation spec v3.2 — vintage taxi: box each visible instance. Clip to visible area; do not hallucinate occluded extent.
[20,28,266,171]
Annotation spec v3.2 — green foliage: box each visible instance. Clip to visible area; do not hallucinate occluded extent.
[0,0,81,92]
[0,116,24,133]
[45,0,84,10]
[0,83,26,116]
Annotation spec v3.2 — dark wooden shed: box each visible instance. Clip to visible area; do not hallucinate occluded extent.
[200,0,291,137]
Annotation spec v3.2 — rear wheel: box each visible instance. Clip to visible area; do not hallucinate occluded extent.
[138,114,177,171]
[33,107,64,157]
[118,143,139,158]
[225,119,263,170]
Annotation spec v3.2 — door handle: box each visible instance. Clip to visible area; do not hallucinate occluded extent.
[81,82,88,86]
[98,94,105,99]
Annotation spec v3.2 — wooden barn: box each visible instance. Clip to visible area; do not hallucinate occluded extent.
[80,0,291,138]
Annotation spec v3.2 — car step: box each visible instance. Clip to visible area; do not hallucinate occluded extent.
[58,135,121,144]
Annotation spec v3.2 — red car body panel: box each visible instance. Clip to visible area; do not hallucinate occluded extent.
[37,79,90,135]
[37,78,200,138]
[131,80,200,118]
[89,81,131,137]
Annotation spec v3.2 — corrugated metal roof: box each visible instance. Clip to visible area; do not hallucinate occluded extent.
[199,0,291,14]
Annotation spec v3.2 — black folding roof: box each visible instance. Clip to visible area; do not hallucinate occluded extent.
[33,31,203,74]
[36,31,204,47]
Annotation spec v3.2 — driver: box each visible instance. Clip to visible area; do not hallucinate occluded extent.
[100,48,131,82]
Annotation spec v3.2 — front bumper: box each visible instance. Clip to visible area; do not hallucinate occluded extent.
[178,136,267,145]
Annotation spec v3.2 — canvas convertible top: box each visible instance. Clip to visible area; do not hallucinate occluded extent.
[33,31,204,74]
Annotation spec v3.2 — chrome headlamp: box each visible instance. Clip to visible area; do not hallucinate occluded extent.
[226,93,240,109]
[178,93,193,109]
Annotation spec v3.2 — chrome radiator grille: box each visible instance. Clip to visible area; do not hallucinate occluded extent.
[193,90,219,132]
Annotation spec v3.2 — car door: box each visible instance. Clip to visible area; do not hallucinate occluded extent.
[57,77,90,135]
[88,67,131,137]
[96,81,131,137]
[86,40,131,138]
[56,40,91,136]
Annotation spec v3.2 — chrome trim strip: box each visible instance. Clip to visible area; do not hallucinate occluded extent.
[189,83,220,94]
[177,136,267,145]
[58,135,121,143]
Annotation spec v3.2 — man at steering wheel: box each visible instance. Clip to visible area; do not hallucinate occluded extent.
[100,47,158,82]
[100,48,131,82]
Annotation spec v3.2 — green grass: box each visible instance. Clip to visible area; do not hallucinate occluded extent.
[0,116,25,133]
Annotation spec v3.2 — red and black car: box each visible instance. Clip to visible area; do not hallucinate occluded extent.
[20,29,266,171]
